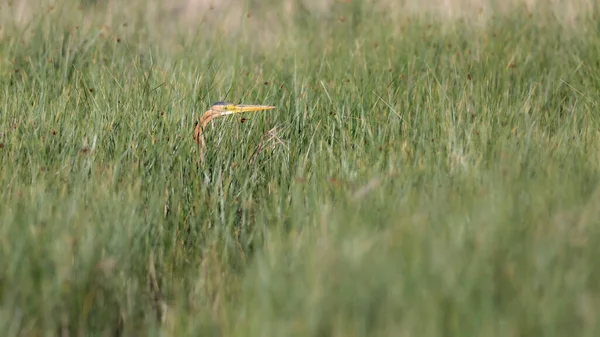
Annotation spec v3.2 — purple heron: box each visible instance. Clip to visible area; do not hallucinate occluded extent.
[194,102,276,161]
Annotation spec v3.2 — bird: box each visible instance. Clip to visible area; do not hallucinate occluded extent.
[194,102,276,162]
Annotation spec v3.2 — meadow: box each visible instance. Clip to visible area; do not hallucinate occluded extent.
[1,0,600,335]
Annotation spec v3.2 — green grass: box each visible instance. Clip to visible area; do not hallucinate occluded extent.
[1,0,600,336]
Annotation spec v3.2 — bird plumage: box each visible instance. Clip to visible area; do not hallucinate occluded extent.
[193,102,275,163]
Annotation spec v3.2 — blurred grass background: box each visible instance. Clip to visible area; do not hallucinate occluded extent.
[1,0,600,336]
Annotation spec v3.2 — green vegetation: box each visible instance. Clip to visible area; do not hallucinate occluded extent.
[1,0,599,335]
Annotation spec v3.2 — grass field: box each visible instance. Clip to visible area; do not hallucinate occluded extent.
[1,0,600,335]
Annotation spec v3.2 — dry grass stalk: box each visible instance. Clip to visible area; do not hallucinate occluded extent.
[148,251,167,323]
[249,125,288,165]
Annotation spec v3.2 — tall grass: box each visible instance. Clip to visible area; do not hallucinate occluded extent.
[1,0,600,336]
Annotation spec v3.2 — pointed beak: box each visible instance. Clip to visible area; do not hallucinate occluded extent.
[222,104,276,115]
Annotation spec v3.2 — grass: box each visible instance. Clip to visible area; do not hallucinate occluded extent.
[1,0,600,335]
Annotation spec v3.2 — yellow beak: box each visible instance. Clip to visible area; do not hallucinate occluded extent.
[221,104,276,115]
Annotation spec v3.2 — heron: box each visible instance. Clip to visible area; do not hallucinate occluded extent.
[194,102,276,162]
